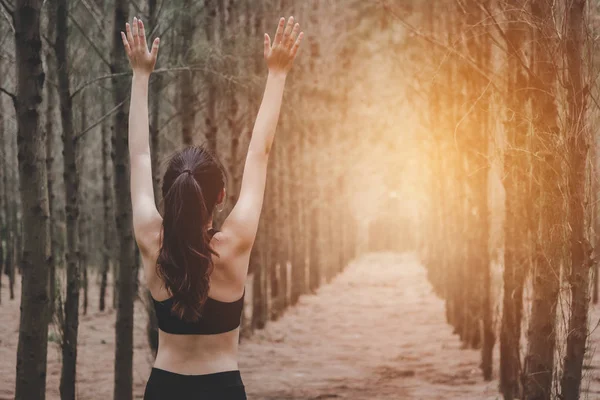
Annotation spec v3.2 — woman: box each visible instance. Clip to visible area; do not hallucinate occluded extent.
[120,15,303,400]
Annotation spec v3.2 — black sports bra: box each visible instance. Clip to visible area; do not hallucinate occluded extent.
[152,228,245,335]
[152,292,244,335]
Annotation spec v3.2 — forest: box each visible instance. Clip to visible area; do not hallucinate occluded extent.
[0,0,599,399]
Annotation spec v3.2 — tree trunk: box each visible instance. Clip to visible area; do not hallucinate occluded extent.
[500,1,530,398]
[111,1,136,398]
[477,10,494,384]
[44,14,58,322]
[523,1,562,399]
[204,0,218,153]
[278,139,290,307]
[560,2,591,399]
[267,147,281,319]
[0,58,5,306]
[180,0,195,146]
[13,1,51,398]
[5,146,15,301]
[289,120,305,304]
[145,0,160,357]
[100,93,112,312]
[51,0,83,397]
[251,235,267,330]
[80,101,88,318]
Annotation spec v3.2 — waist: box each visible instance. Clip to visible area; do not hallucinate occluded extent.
[145,368,246,399]
[149,367,243,386]
[154,328,240,375]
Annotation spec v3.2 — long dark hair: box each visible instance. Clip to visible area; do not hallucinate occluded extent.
[157,145,226,321]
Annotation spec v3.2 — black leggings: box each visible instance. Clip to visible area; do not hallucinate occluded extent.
[144,367,247,400]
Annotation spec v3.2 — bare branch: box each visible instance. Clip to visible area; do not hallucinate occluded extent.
[78,0,110,41]
[0,86,16,105]
[0,0,13,16]
[68,13,111,68]
[130,0,142,15]
[75,98,128,141]
[72,65,248,99]
[0,0,13,32]
[71,71,130,99]
[475,0,537,84]
[381,0,502,93]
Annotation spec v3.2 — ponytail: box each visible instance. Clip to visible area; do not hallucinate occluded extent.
[157,168,218,322]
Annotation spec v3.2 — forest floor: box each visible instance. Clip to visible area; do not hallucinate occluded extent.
[1,252,599,399]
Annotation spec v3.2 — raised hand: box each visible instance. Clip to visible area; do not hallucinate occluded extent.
[264,16,304,74]
[121,17,160,77]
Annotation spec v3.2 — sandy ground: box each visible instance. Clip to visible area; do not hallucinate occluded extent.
[1,252,599,399]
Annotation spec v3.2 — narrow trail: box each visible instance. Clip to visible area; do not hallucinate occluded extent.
[1,252,599,399]
[240,253,500,400]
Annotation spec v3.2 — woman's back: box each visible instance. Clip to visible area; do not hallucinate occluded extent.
[145,230,248,375]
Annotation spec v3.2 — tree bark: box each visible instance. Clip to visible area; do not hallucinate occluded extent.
[44,12,58,322]
[51,0,83,397]
[204,0,218,153]
[100,92,111,311]
[145,0,160,356]
[111,1,136,398]
[13,1,51,398]
[0,56,5,306]
[251,234,267,330]
[523,1,562,399]
[560,1,591,398]
[289,119,305,304]
[500,2,530,398]
[180,0,195,146]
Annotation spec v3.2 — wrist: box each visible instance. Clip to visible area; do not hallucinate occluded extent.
[132,71,151,81]
[267,70,287,80]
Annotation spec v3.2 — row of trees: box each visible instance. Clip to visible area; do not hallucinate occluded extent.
[402,1,599,399]
[14,0,595,399]
[0,0,386,399]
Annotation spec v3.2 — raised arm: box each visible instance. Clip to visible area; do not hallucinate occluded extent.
[121,18,162,256]
[221,17,303,258]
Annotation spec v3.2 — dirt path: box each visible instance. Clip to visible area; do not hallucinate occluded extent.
[1,252,599,399]
[240,253,500,400]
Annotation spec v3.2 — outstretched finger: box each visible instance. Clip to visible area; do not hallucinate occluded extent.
[283,16,294,48]
[121,32,132,57]
[274,17,285,46]
[125,22,134,46]
[289,23,300,47]
[264,33,271,59]
[151,37,160,59]
[132,17,139,47]
[139,19,149,51]
[290,32,304,59]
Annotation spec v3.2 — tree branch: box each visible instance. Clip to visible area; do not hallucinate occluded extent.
[0,86,16,106]
[71,71,130,99]
[381,0,502,93]
[475,0,537,83]
[78,0,111,42]
[72,65,247,99]
[75,98,128,141]
[68,13,111,69]
[0,0,14,32]
[0,0,13,16]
